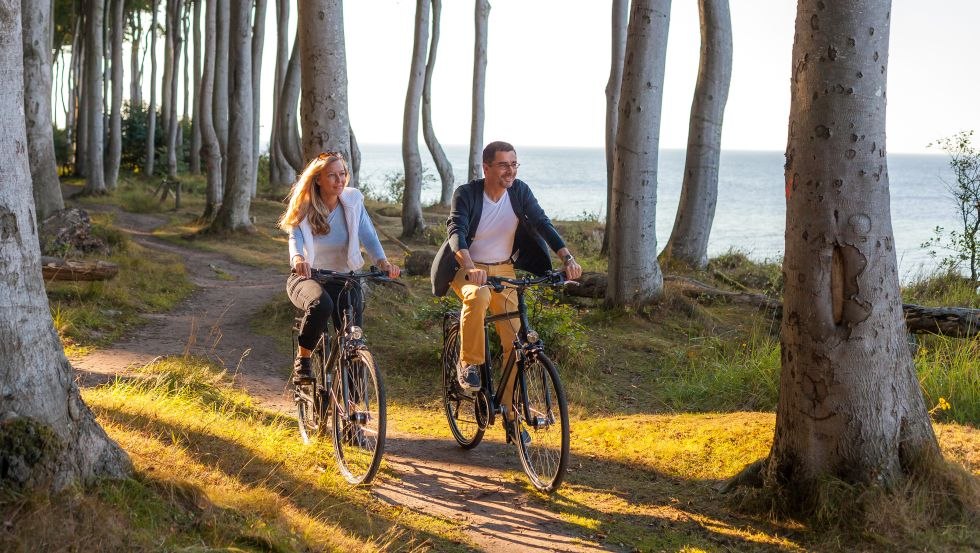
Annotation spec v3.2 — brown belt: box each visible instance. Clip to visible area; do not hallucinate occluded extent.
[475,259,513,266]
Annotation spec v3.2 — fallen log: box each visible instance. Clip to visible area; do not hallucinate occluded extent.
[564,271,980,338]
[41,256,119,282]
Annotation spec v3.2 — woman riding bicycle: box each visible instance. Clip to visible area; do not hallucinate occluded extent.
[277,151,400,384]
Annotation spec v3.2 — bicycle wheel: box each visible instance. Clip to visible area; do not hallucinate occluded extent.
[442,320,485,449]
[512,351,570,493]
[331,349,386,485]
[296,339,329,445]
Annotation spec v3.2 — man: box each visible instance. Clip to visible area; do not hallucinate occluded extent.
[430,141,583,426]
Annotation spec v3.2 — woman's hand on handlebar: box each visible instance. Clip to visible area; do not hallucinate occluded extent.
[378,259,401,279]
[293,255,312,278]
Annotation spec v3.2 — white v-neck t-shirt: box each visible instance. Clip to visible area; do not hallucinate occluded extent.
[467,191,519,264]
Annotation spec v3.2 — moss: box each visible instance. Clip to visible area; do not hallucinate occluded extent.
[0,417,63,490]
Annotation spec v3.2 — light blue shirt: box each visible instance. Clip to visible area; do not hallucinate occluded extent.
[289,203,386,271]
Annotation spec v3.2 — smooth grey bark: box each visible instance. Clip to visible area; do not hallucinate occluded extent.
[212,0,229,181]
[467,0,490,182]
[349,126,361,187]
[764,0,940,496]
[22,0,64,220]
[401,0,429,238]
[74,12,88,177]
[105,0,124,190]
[662,0,732,269]
[199,0,222,219]
[83,0,106,194]
[297,1,351,164]
[601,0,628,256]
[161,0,173,139]
[166,0,183,179]
[128,10,142,108]
[268,0,291,187]
[190,0,202,174]
[606,0,669,308]
[145,0,159,175]
[67,17,82,174]
[423,0,454,207]
[277,35,303,172]
[250,0,267,197]
[0,0,131,491]
[210,0,253,232]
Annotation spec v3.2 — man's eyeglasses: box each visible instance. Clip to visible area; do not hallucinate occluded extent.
[491,162,520,170]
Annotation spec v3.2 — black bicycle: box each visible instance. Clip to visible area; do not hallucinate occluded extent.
[441,270,571,493]
[292,267,389,485]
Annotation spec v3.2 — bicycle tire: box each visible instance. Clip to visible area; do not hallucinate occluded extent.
[296,338,329,445]
[331,349,386,485]
[442,321,485,449]
[512,351,570,493]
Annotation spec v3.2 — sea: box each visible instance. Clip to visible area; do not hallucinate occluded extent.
[355,144,959,282]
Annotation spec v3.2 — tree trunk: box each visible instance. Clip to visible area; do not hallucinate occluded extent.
[166,0,183,180]
[145,0,159,175]
[212,0,229,183]
[190,0,202,174]
[250,0,267,197]
[277,34,303,172]
[66,16,82,174]
[268,0,291,187]
[606,0,669,308]
[74,12,88,177]
[423,0,454,207]
[467,0,489,182]
[161,0,173,141]
[83,0,106,194]
[401,0,429,239]
[22,0,64,220]
[0,0,131,491]
[210,0,253,232]
[105,0,124,190]
[128,10,142,109]
[297,0,351,164]
[661,0,732,269]
[349,126,361,188]
[601,0,628,256]
[763,0,940,505]
[199,0,222,219]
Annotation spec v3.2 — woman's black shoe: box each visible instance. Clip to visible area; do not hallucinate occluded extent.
[292,357,314,384]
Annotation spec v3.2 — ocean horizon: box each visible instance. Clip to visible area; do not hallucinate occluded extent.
[355,144,958,281]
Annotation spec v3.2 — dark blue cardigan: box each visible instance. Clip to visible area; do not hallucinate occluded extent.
[430,179,566,296]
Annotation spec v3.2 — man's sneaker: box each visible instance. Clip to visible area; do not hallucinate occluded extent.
[506,423,532,447]
[292,357,314,384]
[456,363,481,395]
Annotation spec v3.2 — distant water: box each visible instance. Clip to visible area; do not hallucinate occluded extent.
[357,144,957,281]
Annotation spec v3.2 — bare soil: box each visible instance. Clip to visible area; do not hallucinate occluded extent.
[70,207,607,553]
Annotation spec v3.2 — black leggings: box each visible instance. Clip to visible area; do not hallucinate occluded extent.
[287,273,364,351]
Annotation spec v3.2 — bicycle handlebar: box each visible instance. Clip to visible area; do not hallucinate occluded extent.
[310,266,393,284]
[469,270,569,292]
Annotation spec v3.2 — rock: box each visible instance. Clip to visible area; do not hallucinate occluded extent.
[39,208,109,257]
[404,249,436,276]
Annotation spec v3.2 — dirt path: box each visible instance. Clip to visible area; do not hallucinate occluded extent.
[70,208,609,553]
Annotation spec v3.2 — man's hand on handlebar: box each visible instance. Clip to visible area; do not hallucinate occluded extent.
[463,266,487,286]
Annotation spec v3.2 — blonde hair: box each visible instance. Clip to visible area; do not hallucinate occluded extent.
[277,152,351,235]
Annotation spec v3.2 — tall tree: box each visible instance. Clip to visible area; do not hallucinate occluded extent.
[751,0,941,507]
[423,0,454,207]
[145,0,159,175]
[277,35,303,172]
[467,0,490,182]
[82,0,106,194]
[401,0,429,238]
[212,0,229,181]
[0,0,131,491]
[127,8,143,108]
[606,0,670,308]
[661,0,732,269]
[210,0,253,232]
[199,0,221,219]
[268,0,292,187]
[601,0,628,256]
[165,0,183,179]
[73,12,87,177]
[250,0,267,197]
[22,0,65,220]
[161,0,173,138]
[105,0,124,190]
[189,0,202,174]
[297,1,351,164]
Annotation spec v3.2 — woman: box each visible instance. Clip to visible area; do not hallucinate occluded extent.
[278,152,400,383]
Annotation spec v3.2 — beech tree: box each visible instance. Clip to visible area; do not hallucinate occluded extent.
[212,0,229,180]
[105,0,124,190]
[250,0,267,196]
[297,0,351,164]
[268,0,292,187]
[661,0,732,269]
[165,0,183,180]
[467,0,489,182]
[210,0,254,232]
[82,0,106,194]
[277,36,303,172]
[199,0,222,219]
[189,0,202,174]
[606,0,670,308]
[145,0,158,175]
[601,0,629,256]
[423,0,454,207]
[22,0,65,220]
[0,0,131,491]
[401,0,429,238]
[743,0,943,507]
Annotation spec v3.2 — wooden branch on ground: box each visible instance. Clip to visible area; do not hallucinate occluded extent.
[564,271,980,338]
[41,256,119,281]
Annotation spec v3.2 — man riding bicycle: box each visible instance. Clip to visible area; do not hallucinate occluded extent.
[430,141,583,438]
